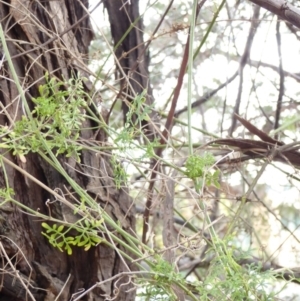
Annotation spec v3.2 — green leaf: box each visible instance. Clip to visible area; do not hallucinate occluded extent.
[0,143,10,148]
[66,245,73,255]
[77,236,89,247]
[41,232,49,239]
[41,222,51,230]
[90,236,102,244]
[84,219,90,228]
[84,243,91,251]
[57,241,64,248]
[57,225,64,233]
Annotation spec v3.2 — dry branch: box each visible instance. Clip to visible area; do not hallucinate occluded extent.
[249,0,300,29]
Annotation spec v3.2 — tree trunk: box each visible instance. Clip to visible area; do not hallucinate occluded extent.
[0,1,135,300]
[103,0,157,139]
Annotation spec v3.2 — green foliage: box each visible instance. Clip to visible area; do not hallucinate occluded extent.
[0,73,87,159]
[126,89,154,128]
[0,3,291,298]
[185,153,215,178]
[185,236,279,301]
[197,261,276,300]
[114,90,154,146]
[110,90,161,190]
[41,219,103,255]
[111,155,128,189]
[138,258,186,301]
[185,153,220,188]
[152,258,184,285]
[205,169,220,188]
[137,253,276,301]
[0,187,15,201]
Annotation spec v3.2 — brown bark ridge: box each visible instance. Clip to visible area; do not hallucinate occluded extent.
[103,0,157,139]
[0,1,136,300]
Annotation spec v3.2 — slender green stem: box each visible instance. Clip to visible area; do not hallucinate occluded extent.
[187,0,198,156]
[193,0,226,59]
[0,25,31,118]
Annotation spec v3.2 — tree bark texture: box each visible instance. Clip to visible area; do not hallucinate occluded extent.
[0,1,136,300]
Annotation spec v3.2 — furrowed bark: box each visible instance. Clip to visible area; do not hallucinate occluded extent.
[0,1,136,300]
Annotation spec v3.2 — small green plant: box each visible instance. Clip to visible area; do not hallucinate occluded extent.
[110,90,160,190]
[138,258,186,301]
[0,73,87,160]
[126,89,154,128]
[190,237,279,301]
[185,153,220,188]
[198,262,276,300]
[114,90,154,146]
[185,152,214,178]
[0,187,15,201]
[41,218,103,255]
[111,155,129,189]
[152,258,184,285]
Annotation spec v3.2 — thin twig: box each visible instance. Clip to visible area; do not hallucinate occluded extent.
[274,17,284,138]
[229,5,260,136]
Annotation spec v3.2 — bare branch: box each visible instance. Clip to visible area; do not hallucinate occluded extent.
[249,0,300,29]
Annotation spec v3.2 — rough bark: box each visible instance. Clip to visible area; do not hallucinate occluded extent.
[0,1,135,300]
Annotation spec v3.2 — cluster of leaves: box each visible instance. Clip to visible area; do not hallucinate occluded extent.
[125,89,154,127]
[137,254,277,301]
[111,90,159,187]
[185,153,220,188]
[184,236,279,300]
[197,261,277,300]
[110,155,129,189]
[137,238,278,300]
[115,89,154,145]
[138,258,186,301]
[0,187,15,202]
[0,73,87,159]
[41,218,103,255]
